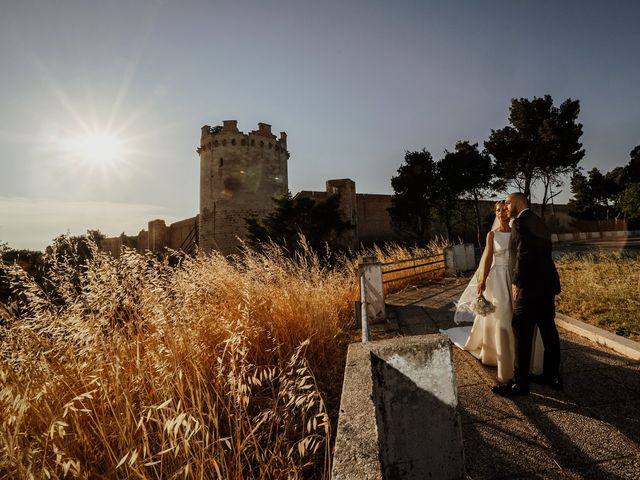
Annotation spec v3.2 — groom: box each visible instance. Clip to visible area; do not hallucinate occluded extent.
[493,192,562,397]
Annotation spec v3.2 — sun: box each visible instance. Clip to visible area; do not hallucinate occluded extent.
[61,130,127,167]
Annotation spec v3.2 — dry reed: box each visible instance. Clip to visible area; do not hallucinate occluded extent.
[556,251,640,342]
[0,236,446,479]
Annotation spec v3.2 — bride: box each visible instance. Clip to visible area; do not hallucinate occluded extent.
[446,200,543,383]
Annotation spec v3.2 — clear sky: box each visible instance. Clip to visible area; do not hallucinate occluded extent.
[1,0,639,250]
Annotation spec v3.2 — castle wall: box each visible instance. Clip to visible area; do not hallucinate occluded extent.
[167,216,198,251]
[101,237,122,257]
[137,231,148,252]
[101,120,584,256]
[326,179,358,248]
[198,121,289,254]
[148,220,168,252]
[103,218,196,257]
[356,193,401,244]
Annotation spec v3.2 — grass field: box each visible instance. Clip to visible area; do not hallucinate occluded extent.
[3,238,636,478]
[556,251,640,342]
[0,238,445,479]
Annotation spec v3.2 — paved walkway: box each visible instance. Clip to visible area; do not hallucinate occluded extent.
[385,278,640,479]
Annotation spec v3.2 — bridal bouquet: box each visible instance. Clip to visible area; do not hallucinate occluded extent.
[470,294,496,316]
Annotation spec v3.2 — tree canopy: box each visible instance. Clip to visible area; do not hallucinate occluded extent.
[568,145,640,227]
[388,149,439,243]
[485,95,584,216]
[389,144,498,243]
[245,193,352,254]
[439,142,496,244]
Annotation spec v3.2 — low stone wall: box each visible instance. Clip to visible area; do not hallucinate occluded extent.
[332,335,464,480]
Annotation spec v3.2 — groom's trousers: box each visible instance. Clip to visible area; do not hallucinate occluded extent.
[512,293,561,384]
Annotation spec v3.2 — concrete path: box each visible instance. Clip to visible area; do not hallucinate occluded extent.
[385,278,640,479]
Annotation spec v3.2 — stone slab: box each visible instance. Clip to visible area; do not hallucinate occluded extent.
[560,345,636,374]
[584,402,640,445]
[561,368,639,407]
[462,416,558,479]
[457,384,518,424]
[556,313,640,361]
[502,387,579,416]
[381,280,640,479]
[332,335,465,480]
[536,409,640,468]
[567,454,640,480]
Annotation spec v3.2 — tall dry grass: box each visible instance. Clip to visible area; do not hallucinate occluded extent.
[0,236,447,479]
[0,239,352,479]
[556,251,640,342]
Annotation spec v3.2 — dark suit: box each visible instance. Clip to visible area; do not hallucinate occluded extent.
[510,209,561,384]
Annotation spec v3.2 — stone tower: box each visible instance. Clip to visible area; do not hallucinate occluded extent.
[197,120,289,254]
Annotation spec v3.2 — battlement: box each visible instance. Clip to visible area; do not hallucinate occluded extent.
[198,120,288,155]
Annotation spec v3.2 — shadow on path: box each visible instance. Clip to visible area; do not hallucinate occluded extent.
[385,279,640,479]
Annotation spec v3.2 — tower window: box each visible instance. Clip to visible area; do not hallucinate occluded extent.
[231,138,236,146]
[251,140,255,146]
[222,139,227,146]
[219,158,224,167]
[260,141,264,148]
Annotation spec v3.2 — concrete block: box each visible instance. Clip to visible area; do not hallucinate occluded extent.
[445,244,476,274]
[359,257,385,325]
[464,244,476,271]
[445,247,455,275]
[332,335,464,480]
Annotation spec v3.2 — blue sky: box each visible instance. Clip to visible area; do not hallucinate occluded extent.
[1,0,639,249]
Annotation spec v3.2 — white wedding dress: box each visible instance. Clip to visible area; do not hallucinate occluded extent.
[444,231,544,383]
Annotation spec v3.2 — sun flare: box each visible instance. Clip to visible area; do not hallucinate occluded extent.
[60,130,126,167]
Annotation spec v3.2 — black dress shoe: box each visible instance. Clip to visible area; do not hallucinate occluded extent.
[547,376,563,391]
[492,381,529,397]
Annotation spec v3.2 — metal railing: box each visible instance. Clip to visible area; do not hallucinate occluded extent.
[380,253,446,291]
[179,222,199,255]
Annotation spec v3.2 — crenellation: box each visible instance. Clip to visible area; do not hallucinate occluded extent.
[253,122,274,138]
[199,121,288,159]
[200,125,211,143]
[221,120,239,133]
